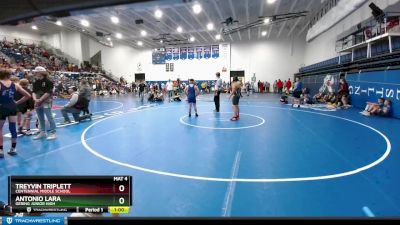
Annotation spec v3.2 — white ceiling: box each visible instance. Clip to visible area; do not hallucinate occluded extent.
[23,0,325,48]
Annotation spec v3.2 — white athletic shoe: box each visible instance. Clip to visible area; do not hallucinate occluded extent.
[46,133,57,140]
[0,149,4,158]
[361,111,371,116]
[33,132,46,140]
[8,148,17,156]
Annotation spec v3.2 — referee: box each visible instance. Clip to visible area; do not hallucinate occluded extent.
[214,72,222,113]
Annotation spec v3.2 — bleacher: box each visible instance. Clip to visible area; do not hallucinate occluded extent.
[300,30,400,74]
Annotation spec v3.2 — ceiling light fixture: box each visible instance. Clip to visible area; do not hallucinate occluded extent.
[55,21,62,26]
[193,4,202,14]
[141,30,147,36]
[116,33,122,39]
[155,9,163,18]
[177,26,183,33]
[207,23,214,30]
[31,25,38,30]
[81,19,90,27]
[111,16,119,24]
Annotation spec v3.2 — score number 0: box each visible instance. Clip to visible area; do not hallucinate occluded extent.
[118,185,125,205]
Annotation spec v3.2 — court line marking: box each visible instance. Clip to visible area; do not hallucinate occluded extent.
[31,100,124,123]
[0,128,124,173]
[362,206,375,217]
[3,101,124,138]
[80,105,392,183]
[180,112,265,130]
[222,151,241,217]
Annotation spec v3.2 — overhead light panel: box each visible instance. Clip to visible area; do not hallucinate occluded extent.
[116,33,122,39]
[81,19,90,27]
[155,9,163,18]
[189,37,195,42]
[31,25,38,30]
[177,26,183,33]
[264,18,271,24]
[55,21,62,26]
[261,31,267,36]
[138,41,143,46]
[160,40,163,43]
[267,0,276,4]
[193,4,202,14]
[107,37,111,41]
[111,16,119,24]
[207,23,214,31]
[215,34,221,40]
[141,30,147,36]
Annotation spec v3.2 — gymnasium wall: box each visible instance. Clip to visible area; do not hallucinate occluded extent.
[303,0,400,66]
[347,70,400,118]
[0,25,42,44]
[42,30,83,63]
[83,37,305,84]
[88,38,141,79]
[133,43,231,82]
[230,38,306,85]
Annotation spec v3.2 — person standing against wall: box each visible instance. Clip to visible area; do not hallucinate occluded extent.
[214,72,222,113]
[277,79,283,94]
[166,79,174,103]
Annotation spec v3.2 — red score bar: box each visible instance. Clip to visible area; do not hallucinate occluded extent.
[66,183,130,195]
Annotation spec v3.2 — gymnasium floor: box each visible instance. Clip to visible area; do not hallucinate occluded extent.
[1,93,399,217]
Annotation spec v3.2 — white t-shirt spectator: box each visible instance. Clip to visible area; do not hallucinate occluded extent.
[166,81,173,91]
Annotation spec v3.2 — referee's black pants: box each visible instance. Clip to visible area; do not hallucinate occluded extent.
[214,91,221,112]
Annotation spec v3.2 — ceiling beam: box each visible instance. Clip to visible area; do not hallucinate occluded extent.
[297,20,310,36]
[267,0,282,39]
[200,0,225,42]
[211,0,232,42]
[245,0,251,41]
[141,9,187,41]
[168,7,209,43]
[182,4,215,43]
[257,0,265,39]
[100,12,156,47]
[286,0,314,38]
[276,0,299,38]
[228,0,241,41]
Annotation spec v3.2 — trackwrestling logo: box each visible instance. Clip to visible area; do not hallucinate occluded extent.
[3,217,64,225]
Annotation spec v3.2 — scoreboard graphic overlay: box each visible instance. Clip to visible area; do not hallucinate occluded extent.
[8,176,132,214]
